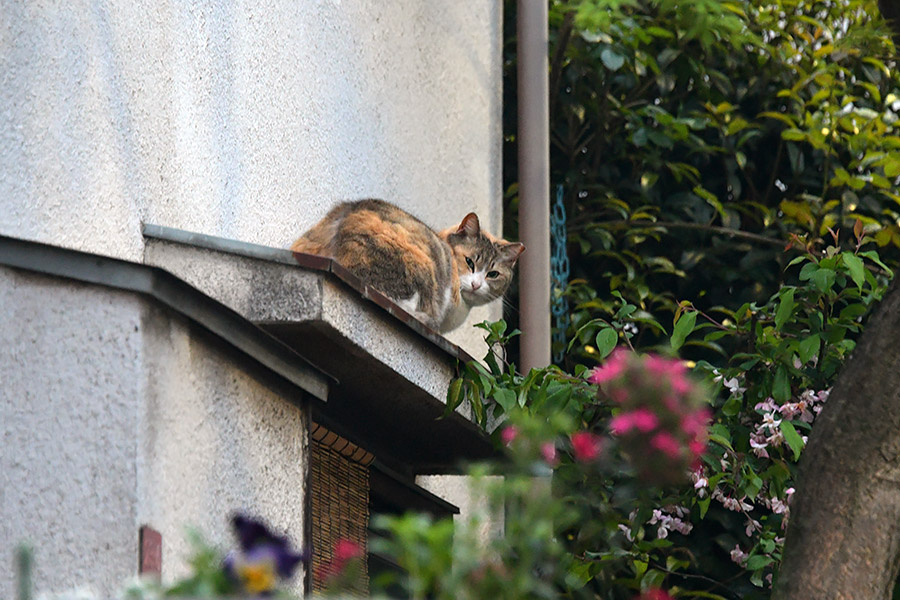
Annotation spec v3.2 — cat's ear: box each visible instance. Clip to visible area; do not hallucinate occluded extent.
[456,213,481,237]
[499,242,525,264]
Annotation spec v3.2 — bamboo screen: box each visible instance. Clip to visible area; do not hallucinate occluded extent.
[309,422,375,595]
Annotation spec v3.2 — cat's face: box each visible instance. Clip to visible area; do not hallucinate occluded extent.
[447,213,525,306]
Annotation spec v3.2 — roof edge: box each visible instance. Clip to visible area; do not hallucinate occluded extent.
[0,234,331,402]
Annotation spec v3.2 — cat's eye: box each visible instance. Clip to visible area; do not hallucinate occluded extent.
[465,257,475,272]
[486,270,500,279]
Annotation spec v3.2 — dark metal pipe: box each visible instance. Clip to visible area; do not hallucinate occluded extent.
[517,0,551,370]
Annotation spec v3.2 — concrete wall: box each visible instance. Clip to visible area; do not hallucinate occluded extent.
[0,267,310,598]
[0,3,504,593]
[0,0,504,351]
[0,269,144,598]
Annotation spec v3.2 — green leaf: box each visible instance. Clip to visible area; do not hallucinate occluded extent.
[860,251,893,277]
[446,378,464,412]
[595,327,618,359]
[471,361,494,394]
[773,365,790,403]
[780,420,805,461]
[708,433,733,451]
[759,111,797,127]
[671,310,698,350]
[493,387,517,413]
[782,128,807,141]
[842,253,866,290]
[722,395,742,416]
[797,335,820,365]
[774,288,795,331]
[641,568,666,590]
[698,497,711,519]
[470,394,485,425]
[746,554,774,571]
[601,48,625,71]
[798,261,818,281]
[693,185,726,218]
[811,267,836,293]
[633,559,648,578]
[743,470,764,499]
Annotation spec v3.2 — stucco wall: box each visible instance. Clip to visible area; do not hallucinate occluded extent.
[0,268,144,598]
[0,267,310,598]
[138,307,309,591]
[0,0,503,351]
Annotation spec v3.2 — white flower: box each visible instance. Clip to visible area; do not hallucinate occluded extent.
[762,411,782,432]
[730,545,749,566]
[745,517,762,536]
[770,498,789,514]
[618,523,635,542]
[722,496,741,511]
[750,432,769,458]
[722,376,746,395]
[755,398,778,412]
[692,473,708,497]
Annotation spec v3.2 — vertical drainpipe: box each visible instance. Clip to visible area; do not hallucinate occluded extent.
[517,0,551,371]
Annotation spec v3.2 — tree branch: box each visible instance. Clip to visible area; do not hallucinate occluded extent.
[571,220,786,248]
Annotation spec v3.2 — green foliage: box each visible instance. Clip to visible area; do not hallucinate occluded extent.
[447,320,597,429]
[508,0,900,365]
[496,0,900,597]
[155,530,235,598]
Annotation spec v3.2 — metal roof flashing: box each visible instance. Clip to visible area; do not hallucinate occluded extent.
[141,224,495,473]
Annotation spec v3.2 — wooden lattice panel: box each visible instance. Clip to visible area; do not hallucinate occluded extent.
[310,422,374,595]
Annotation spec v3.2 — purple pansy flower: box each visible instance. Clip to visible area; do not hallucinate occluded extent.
[224,514,309,595]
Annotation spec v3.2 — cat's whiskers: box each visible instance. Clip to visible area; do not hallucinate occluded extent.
[501,295,519,316]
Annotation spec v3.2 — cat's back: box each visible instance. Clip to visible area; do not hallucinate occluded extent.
[291,200,456,330]
[291,199,440,257]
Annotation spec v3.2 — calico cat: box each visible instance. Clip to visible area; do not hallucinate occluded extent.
[291,199,524,333]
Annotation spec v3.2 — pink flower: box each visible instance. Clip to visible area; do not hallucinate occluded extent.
[609,412,636,435]
[688,438,706,458]
[645,354,684,377]
[632,408,660,432]
[334,539,364,563]
[541,442,559,466]
[571,431,603,462]
[681,408,711,437]
[730,544,749,566]
[650,431,682,458]
[670,373,692,395]
[646,355,693,395]
[610,408,659,435]
[500,425,519,446]
[588,350,628,384]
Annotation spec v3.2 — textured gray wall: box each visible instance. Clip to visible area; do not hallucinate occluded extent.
[0,268,309,598]
[0,1,502,250]
[0,0,503,351]
[0,3,503,593]
[0,269,143,598]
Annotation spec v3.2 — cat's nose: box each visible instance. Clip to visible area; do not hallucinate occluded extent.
[471,281,482,291]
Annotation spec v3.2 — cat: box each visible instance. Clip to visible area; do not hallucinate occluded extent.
[291,199,524,333]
